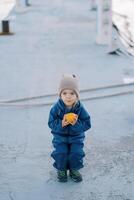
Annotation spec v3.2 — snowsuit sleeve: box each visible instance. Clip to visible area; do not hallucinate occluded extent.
[48,105,67,134]
[70,105,91,133]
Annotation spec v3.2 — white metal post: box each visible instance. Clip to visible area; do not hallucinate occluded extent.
[96,0,112,45]
[0,0,16,35]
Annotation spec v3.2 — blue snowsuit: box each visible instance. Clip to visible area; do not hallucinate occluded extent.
[48,99,91,170]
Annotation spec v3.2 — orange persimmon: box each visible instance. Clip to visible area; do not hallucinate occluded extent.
[65,113,78,123]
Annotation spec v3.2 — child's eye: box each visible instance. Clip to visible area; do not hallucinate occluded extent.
[63,92,67,95]
[70,92,75,95]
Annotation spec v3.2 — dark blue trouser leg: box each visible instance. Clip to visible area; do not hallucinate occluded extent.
[68,142,85,170]
[51,134,85,170]
[51,136,69,170]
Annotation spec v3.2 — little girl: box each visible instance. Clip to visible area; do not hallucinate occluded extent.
[48,74,91,182]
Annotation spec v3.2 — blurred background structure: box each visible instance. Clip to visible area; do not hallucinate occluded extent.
[1,0,134,55]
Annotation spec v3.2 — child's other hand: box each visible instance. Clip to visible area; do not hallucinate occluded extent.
[62,115,70,127]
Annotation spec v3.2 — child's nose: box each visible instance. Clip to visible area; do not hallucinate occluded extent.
[67,94,71,98]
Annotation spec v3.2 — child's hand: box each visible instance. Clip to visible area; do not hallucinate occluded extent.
[62,115,70,127]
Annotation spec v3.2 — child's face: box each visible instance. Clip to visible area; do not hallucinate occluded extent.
[60,89,78,107]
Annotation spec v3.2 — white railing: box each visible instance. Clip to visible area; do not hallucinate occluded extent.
[96,0,112,45]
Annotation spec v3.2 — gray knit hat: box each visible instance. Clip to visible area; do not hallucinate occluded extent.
[59,74,79,97]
